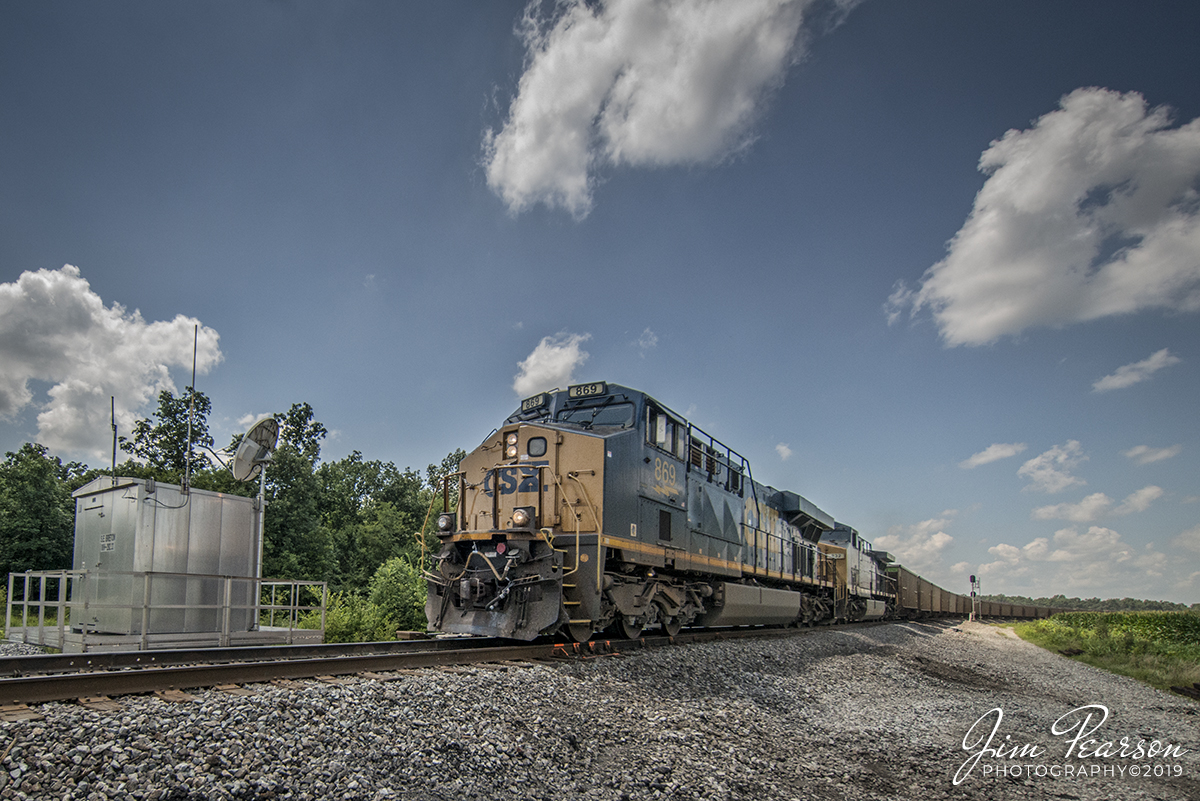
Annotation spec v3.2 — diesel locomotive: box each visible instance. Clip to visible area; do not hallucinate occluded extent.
[424,382,1046,641]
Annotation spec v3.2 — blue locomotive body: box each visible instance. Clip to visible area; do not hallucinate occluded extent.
[425,382,909,640]
[424,382,1047,640]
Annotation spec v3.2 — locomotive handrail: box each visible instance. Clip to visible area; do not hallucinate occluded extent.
[423,471,468,582]
[566,472,601,533]
[564,472,605,590]
[686,421,767,577]
[684,423,751,496]
[536,465,545,532]
[550,470,584,578]
[462,469,486,533]
[422,476,447,571]
[491,467,500,530]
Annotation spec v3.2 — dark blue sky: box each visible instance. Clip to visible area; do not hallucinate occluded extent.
[3,0,1199,601]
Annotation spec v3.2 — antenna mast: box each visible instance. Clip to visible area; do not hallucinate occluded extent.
[110,396,118,487]
[183,324,198,494]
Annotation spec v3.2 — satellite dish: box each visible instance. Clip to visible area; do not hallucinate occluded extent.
[232,416,280,482]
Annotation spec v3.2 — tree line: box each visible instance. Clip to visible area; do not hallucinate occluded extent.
[1,388,463,636]
[980,594,1200,613]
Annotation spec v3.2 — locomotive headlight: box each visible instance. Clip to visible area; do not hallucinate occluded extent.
[505,432,519,459]
[437,512,455,533]
[511,507,531,527]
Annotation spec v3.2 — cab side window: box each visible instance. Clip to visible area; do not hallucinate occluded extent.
[646,405,686,460]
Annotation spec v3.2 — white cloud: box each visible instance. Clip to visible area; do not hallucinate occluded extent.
[1032,484,1161,522]
[1092,348,1181,392]
[236,412,275,430]
[0,265,222,460]
[636,327,658,356]
[1174,525,1200,553]
[959,442,1027,469]
[978,526,1188,598]
[1135,547,1170,579]
[1123,444,1182,464]
[887,88,1200,346]
[876,516,955,574]
[512,332,592,396]
[981,526,1130,582]
[1046,527,1132,563]
[775,443,792,461]
[1113,485,1164,515]
[1031,486,1164,521]
[484,0,854,217]
[1017,440,1087,494]
[1032,492,1113,522]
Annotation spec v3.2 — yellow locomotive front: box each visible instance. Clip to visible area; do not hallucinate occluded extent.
[425,402,607,640]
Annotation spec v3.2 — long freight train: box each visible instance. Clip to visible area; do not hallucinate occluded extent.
[425,382,1055,640]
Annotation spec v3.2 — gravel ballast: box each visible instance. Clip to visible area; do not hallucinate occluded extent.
[2,621,1196,800]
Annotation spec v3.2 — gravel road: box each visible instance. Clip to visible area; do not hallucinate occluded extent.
[2,620,1196,800]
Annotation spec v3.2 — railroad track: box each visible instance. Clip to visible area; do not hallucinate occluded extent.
[0,636,522,679]
[0,619,905,707]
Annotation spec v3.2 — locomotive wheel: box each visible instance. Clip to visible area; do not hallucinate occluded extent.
[566,620,594,642]
[616,616,644,639]
[662,617,683,637]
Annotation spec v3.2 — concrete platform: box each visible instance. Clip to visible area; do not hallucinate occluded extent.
[5,625,324,653]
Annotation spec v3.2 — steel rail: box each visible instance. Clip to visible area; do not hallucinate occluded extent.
[1,642,570,705]
[0,618,919,706]
[0,636,513,678]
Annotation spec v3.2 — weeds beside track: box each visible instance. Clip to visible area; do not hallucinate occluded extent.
[1015,611,1200,697]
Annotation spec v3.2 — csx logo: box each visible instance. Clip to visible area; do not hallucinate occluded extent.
[483,462,548,496]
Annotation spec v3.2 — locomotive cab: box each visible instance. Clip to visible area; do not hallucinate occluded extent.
[425,384,623,640]
[820,523,896,621]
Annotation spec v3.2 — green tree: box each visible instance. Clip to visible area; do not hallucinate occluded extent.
[316,451,430,589]
[276,402,327,465]
[119,387,214,480]
[261,402,334,582]
[426,448,467,499]
[310,592,397,644]
[369,556,428,632]
[262,446,335,582]
[316,451,423,533]
[0,444,81,577]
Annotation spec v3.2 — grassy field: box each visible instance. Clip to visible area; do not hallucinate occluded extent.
[1015,611,1200,698]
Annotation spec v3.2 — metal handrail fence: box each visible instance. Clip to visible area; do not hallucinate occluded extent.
[6,569,326,652]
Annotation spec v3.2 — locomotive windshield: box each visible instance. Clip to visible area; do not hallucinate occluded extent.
[555,399,635,429]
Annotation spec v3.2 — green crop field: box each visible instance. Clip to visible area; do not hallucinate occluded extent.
[1016,611,1200,698]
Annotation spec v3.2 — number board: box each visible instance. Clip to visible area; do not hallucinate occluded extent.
[521,393,548,412]
[568,382,607,399]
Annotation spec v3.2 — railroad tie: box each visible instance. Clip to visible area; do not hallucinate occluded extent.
[77,696,122,711]
[316,675,355,685]
[0,704,43,723]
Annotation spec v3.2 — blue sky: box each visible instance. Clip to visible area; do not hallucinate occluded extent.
[3,1,1198,602]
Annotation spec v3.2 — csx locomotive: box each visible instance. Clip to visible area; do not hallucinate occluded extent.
[425,382,1048,641]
